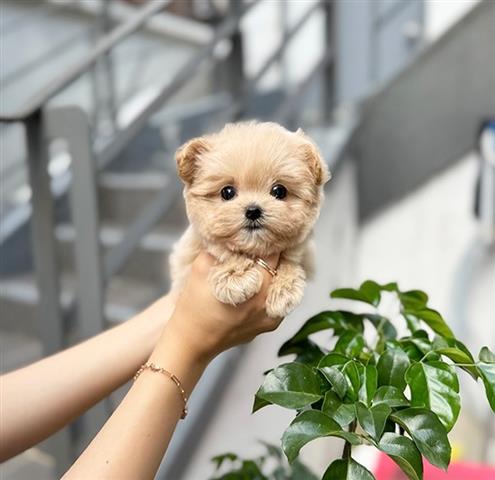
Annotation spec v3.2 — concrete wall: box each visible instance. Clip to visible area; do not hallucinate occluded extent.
[352,0,495,219]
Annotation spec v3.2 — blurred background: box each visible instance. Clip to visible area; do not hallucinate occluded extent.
[0,0,493,478]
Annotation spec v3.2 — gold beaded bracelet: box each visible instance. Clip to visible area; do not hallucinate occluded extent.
[134,362,188,419]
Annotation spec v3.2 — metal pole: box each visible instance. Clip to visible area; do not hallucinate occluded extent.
[46,107,109,450]
[323,0,335,122]
[279,0,290,93]
[100,0,118,133]
[368,0,379,86]
[225,0,244,112]
[91,0,117,136]
[24,110,72,474]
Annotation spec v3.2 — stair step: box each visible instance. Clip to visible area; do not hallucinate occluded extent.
[55,222,181,284]
[0,272,162,336]
[97,170,186,227]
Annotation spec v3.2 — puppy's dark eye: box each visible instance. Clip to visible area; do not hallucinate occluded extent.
[270,184,287,200]
[221,185,236,201]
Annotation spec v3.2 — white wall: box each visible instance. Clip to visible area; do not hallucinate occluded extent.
[424,0,482,40]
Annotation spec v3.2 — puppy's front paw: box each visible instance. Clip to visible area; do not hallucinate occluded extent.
[209,259,263,306]
[266,264,306,318]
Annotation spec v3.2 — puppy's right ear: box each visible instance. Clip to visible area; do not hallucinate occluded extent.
[175,137,210,185]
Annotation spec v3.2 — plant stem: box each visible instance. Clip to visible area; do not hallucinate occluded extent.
[342,420,357,459]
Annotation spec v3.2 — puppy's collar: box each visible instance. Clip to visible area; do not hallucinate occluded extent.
[255,257,277,277]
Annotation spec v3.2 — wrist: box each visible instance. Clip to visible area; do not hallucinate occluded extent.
[148,321,210,395]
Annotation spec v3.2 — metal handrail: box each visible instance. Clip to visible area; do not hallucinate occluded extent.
[0,0,172,122]
[1,28,95,88]
[275,47,334,123]
[95,0,329,282]
[225,0,324,121]
[96,0,260,169]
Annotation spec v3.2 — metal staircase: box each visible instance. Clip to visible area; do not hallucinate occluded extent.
[0,0,337,477]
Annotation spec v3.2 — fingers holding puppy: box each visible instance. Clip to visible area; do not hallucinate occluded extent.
[170,251,283,360]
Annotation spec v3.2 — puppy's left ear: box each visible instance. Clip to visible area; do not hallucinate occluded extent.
[175,137,210,185]
[296,129,331,186]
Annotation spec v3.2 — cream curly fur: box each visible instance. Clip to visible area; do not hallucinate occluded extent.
[169,121,330,318]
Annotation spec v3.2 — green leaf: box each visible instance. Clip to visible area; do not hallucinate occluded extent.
[290,459,319,480]
[377,433,423,480]
[338,311,367,333]
[380,282,399,292]
[330,288,371,303]
[366,314,398,340]
[278,336,325,359]
[279,311,364,355]
[322,458,375,480]
[399,290,428,310]
[331,280,381,307]
[211,452,238,470]
[436,348,478,378]
[318,353,349,399]
[290,340,326,366]
[252,394,272,413]
[335,332,366,358]
[403,313,422,334]
[211,461,268,480]
[478,359,495,412]
[401,342,424,362]
[391,408,451,470]
[407,330,434,355]
[343,361,362,401]
[355,402,391,441]
[272,466,286,480]
[359,280,382,306]
[254,363,323,410]
[377,349,410,391]
[278,313,340,353]
[237,460,267,480]
[322,391,356,427]
[432,336,478,379]
[405,361,460,431]
[406,308,454,339]
[359,364,378,406]
[282,410,362,463]
[258,440,282,460]
[373,386,409,407]
[480,346,495,364]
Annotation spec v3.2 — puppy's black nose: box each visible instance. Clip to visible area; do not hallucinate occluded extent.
[245,205,263,221]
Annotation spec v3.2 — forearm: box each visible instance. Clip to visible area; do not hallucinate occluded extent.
[63,323,208,480]
[0,294,176,461]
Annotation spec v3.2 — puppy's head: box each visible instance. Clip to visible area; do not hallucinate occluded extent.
[176,122,330,256]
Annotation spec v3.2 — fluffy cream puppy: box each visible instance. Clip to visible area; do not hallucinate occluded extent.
[169,121,330,318]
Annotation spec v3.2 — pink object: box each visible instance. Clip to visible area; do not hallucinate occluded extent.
[374,452,495,480]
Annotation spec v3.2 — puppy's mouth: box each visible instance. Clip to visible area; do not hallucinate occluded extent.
[243,222,264,232]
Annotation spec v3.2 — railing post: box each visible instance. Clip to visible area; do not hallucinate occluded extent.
[323,0,336,122]
[91,0,117,135]
[226,0,245,116]
[46,107,109,453]
[24,110,73,475]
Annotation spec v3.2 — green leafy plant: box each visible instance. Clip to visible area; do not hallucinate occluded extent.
[248,281,495,480]
[209,441,318,480]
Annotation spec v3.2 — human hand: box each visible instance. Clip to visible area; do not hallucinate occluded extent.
[152,252,282,367]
